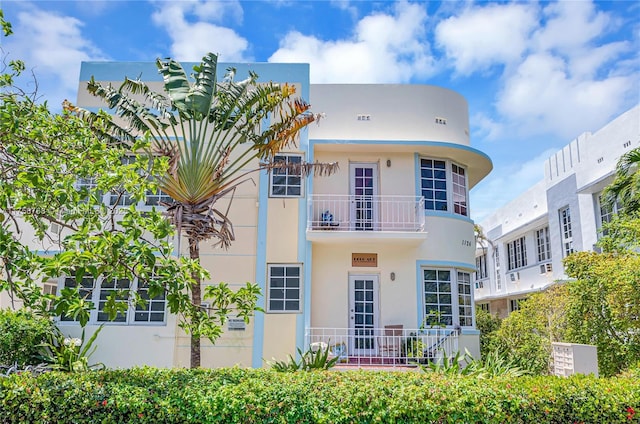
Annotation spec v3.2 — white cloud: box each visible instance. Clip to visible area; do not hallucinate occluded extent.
[533,1,610,55]
[497,52,633,139]
[436,1,638,141]
[268,1,435,83]
[471,112,505,142]
[3,6,107,109]
[434,3,538,76]
[151,1,248,62]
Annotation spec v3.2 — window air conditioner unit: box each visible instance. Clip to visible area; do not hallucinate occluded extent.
[509,272,520,282]
[540,263,553,274]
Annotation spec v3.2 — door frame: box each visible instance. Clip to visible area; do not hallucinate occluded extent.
[348,274,380,356]
[349,162,380,231]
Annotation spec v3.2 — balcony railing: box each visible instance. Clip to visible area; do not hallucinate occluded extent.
[307,195,425,232]
[305,327,459,367]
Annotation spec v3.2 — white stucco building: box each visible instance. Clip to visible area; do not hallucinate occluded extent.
[2,60,494,368]
[474,105,639,317]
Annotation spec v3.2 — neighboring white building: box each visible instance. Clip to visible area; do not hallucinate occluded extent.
[474,105,640,317]
[0,61,494,368]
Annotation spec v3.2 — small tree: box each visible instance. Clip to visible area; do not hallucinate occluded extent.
[489,285,569,375]
[564,214,640,376]
[0,12,260,367]
[73,53,337,367]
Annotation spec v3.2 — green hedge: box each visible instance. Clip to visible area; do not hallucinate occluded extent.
[1,368,638,423]
[0,309,53,366]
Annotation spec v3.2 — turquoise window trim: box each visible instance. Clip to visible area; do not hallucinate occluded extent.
[415,260,476,329]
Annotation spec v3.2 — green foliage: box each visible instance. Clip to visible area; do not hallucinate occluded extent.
[564,228,640,376]
[0,310,53,366]
[0,368,638,423]
[0,15,261,356]
[38,325,105,372]
[466,350,528,378]
[489,286,569,375]
[268,344,340,372]
[475,308,502,357]
[602,147,640,215]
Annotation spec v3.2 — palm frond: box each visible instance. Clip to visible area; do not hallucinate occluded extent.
[62,101,135,148]
[186,52,218,117]
[156,57,192,117]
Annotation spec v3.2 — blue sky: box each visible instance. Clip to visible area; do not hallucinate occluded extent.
[1,0,638,221]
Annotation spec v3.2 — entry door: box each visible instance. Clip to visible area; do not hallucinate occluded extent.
[350,163,378,231]
[349,275,379,355]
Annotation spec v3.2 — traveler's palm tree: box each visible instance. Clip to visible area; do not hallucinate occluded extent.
[70,53,337,367]
[603,147,640,215]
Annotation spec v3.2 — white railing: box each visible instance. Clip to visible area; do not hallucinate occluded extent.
[307,195,425,232]
[305,327,459,367]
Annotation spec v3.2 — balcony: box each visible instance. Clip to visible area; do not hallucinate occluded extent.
[306,327,459,368]
[306,195,427,244]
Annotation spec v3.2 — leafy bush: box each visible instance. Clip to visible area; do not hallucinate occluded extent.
[475,309,502,356]
[0,368,638,423]
[268,343,339,371]
[38,325,105,372]
[0,309,53,366]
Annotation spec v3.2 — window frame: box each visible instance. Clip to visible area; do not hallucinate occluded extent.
[422,267,474,328]
[418,156,469,217]
[419,158,469,217]
[506,236,527,270]
[535,226,551,262]
[58,270,167,326]
[266,263,303,313]
[269,153,304,198]
[559,206,574,257]
[475,253,488,280]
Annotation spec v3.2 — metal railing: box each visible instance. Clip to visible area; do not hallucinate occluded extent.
[305,327,459,367]
[307,195,425,232]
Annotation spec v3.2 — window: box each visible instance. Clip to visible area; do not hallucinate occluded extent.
[145,186,172,206]
[451,163,468,216]
[597,193,621,237]
[509,298,526,312]
[506,237,527,270]
[475,253,488,280]
[59,271,166,325]
[267,264,302,312]
[422,268,474,327]
[97,276,130,322]
[60,275,94,322]
[423,269,453,326]
[559,206,574,257]
[495,249,502,291]
[270,154,303,197]
[420,159,448,211]
[535,227,551,262]
[477,303,490,313]
[420,159,468,216]
[457,271,473,326]
[134,268,167,323]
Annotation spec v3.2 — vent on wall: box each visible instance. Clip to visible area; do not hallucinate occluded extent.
[509,272,520,282]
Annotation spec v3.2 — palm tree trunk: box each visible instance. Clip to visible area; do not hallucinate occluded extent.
[189,239,202,368]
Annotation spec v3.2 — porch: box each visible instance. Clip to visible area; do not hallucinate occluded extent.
[306,195,427,243]
[306,327,459,368]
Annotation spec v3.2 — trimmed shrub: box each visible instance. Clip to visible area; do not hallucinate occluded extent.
[0,368,638,423]
[0,309,53,366]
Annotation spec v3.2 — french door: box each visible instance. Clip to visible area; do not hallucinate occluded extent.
[348,275,379,355]
[349,163,378,231]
